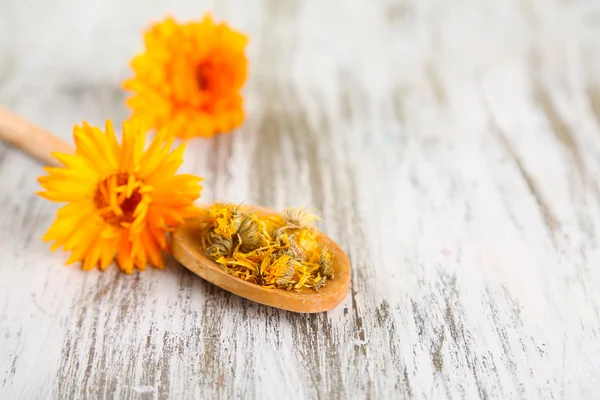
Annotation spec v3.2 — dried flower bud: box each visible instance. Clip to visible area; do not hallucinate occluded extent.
[233,214,244,232]
[313,277,327,291]
[238,216,261,253]
[275,265,294,286]
[318,247,334,278]
[283,207,319,229]
[206,235,234,260]
[207,229,221,244]
[287,238,306,260]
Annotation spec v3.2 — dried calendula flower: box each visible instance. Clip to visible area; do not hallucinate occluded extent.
[318,246,334,278]
[237,215,262,253]
[284,237,306,261]
[264,254,295,287]
[274,264,295,286]
[313,276,327,292]
[283,207,320,229]
[205,231,234,261]
[202,203,333,291]
[208,203,238,238]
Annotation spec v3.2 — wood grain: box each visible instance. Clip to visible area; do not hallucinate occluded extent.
[1,0,600,398]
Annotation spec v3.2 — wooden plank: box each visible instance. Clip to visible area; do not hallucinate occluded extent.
[1,0,600,398]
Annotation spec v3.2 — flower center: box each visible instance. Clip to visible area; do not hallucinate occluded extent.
[94,172,144,227]
[195,61,217,92]
[196,66,209,91]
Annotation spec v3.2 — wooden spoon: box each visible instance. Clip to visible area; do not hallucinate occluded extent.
[172,204,351,313]
[0,108,351,313]
[0,106,74,166]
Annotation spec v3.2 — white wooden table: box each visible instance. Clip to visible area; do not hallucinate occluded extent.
[2,0,600,398]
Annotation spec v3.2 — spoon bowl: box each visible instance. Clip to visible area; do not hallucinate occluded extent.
[172,204,351,313]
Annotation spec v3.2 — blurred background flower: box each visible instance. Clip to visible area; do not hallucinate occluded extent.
[123,15,248,139]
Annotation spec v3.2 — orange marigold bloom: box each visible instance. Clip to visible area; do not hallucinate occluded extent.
[123,15,248,139]
[38,120,203,273]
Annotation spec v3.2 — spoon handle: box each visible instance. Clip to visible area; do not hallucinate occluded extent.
[0,105,73,166]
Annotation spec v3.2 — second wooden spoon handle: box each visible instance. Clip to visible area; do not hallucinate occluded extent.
[0,105,74,167]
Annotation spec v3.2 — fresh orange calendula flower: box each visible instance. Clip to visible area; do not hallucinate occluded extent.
[38,120,203,273]
[123,15,248,139]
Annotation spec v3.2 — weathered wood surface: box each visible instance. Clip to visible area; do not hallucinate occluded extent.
[2,0,600,398]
